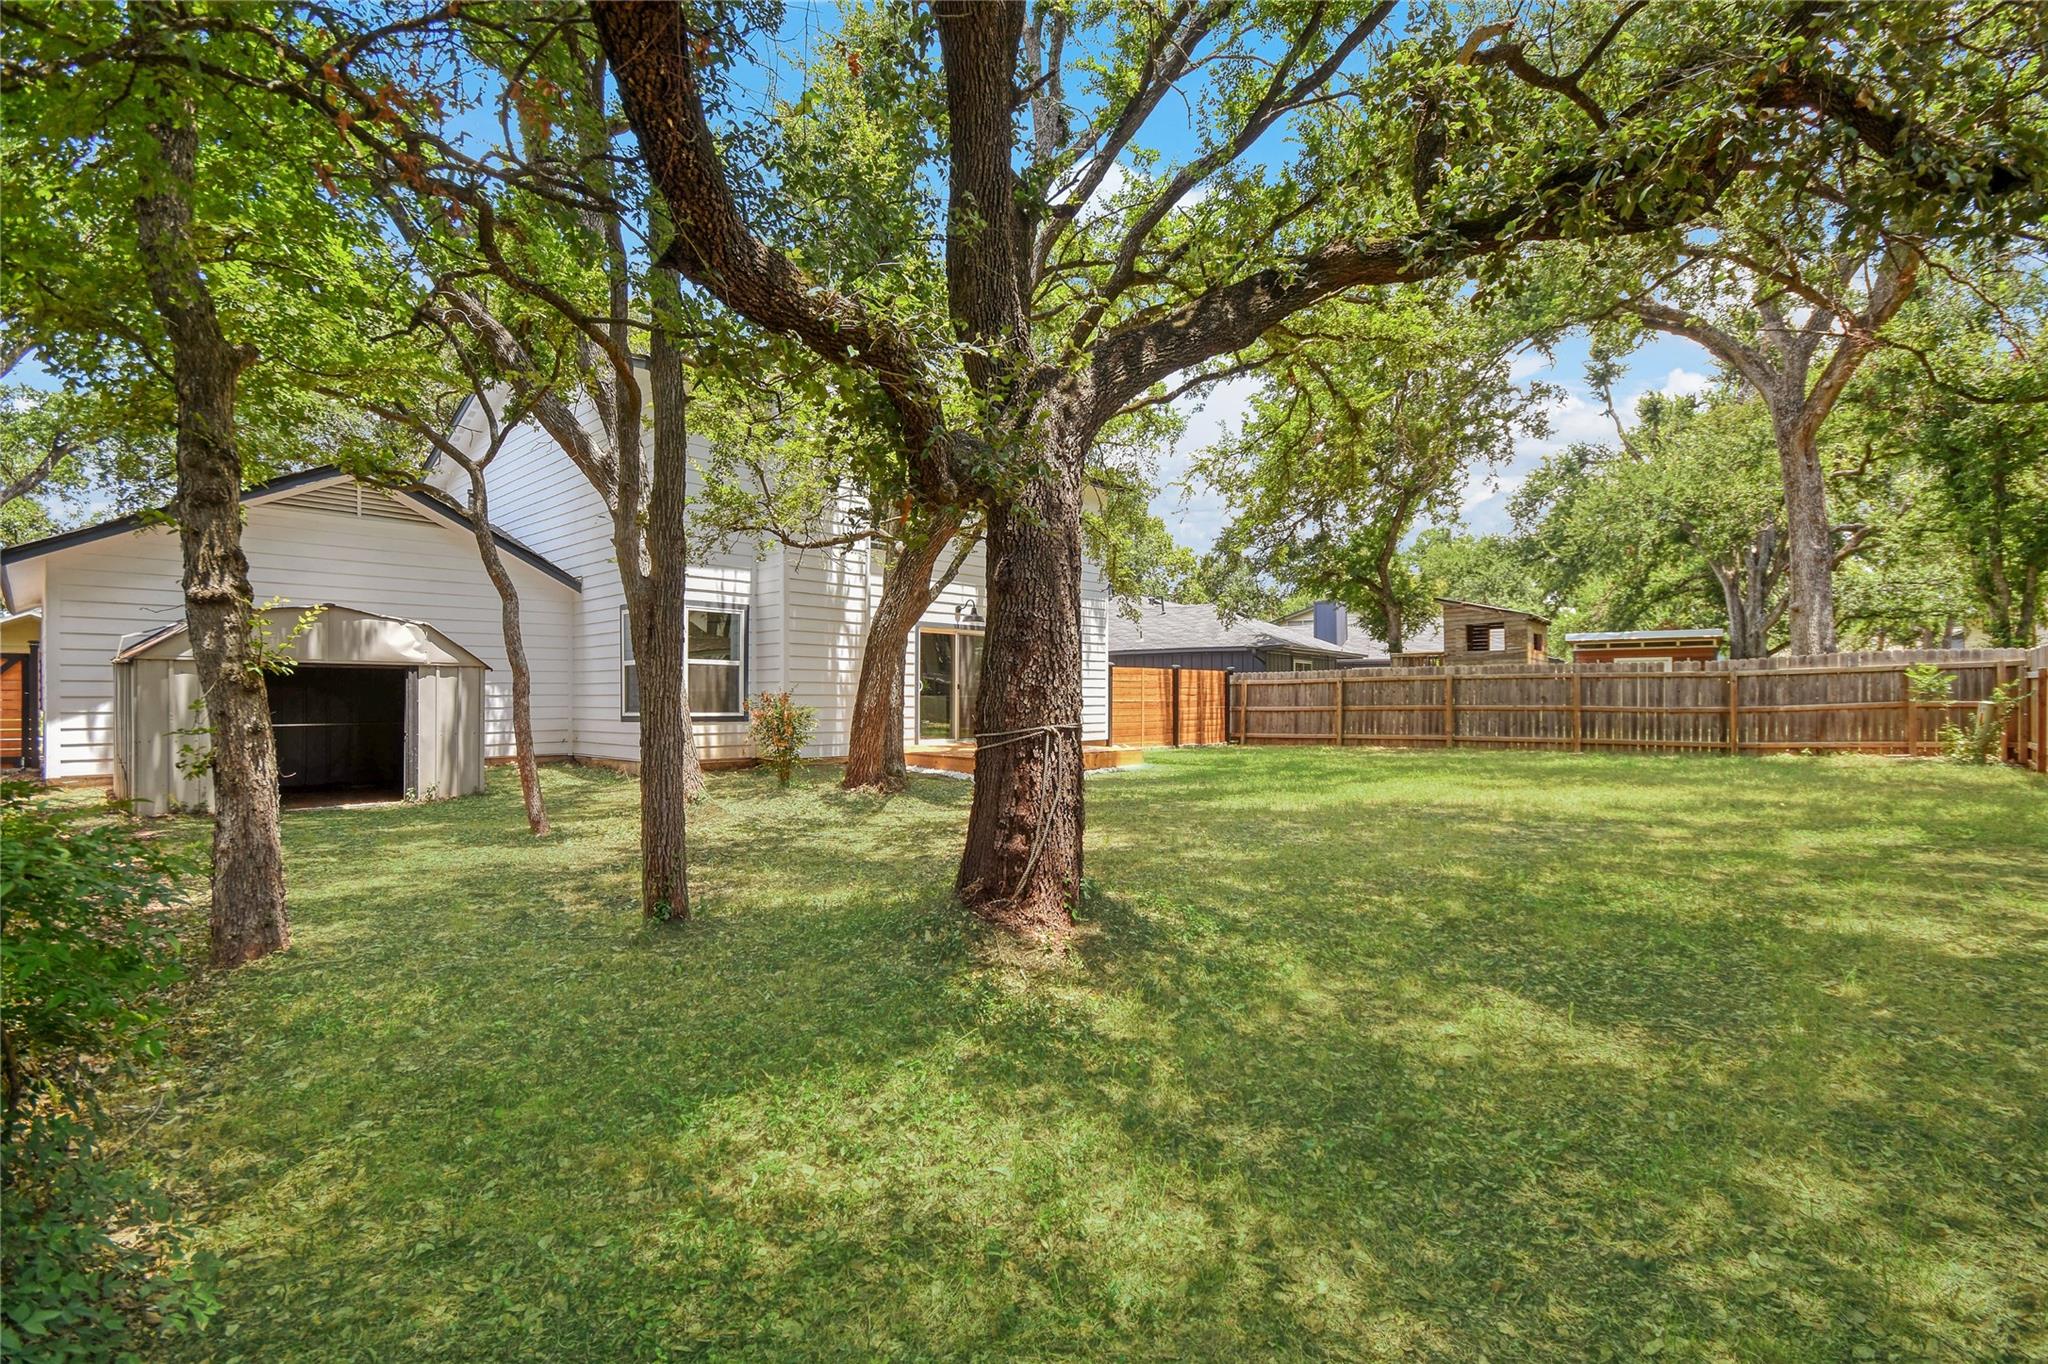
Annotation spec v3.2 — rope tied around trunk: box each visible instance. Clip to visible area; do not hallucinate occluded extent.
[971,722,1080,909]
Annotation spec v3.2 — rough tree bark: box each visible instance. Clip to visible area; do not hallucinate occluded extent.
[952,423,1090,935]
[633,266,703,919]
[133,93,289,968]
[842,512,973,792]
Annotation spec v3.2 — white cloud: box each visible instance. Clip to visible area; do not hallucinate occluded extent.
[1657,366,1714,399]
[1144,373,1263,553]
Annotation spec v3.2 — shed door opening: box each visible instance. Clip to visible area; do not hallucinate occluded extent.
[268,665,406,799]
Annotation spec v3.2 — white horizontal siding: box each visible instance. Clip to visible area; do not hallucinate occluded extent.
[40,488,577,779]
[444,414,766,763]
[431,400,1113,763]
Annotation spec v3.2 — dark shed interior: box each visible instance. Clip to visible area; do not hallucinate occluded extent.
[268,665,406,797]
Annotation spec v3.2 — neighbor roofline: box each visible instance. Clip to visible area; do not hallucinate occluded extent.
[1434,595,1551,624]
[1563,629,1727,642]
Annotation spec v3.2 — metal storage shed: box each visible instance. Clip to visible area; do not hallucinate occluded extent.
[112,604,487,815]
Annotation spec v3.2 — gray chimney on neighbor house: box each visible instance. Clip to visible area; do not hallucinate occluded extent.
[1311,601,1347,646]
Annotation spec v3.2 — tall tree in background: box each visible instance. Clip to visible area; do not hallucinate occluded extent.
[1849,274,2048,646]
[287,16,711,914]
[1591,231,1921,655]
[1514,396,1797,656]
[600,0,2042,936]
[1202,290,1553,652]
[334,354,558,838]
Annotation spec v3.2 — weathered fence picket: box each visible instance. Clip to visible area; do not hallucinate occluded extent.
[1229,647,2046,767]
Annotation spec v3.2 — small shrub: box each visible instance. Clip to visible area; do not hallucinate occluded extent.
[0,784,207,1361]
[1903,662,1954,706]
[2,1111,218,1360]
[746,691,817,787]
[1936,679,2030,764]
[1,784,190,1119]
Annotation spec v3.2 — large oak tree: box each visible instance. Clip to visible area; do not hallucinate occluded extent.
[596,0,2042,937]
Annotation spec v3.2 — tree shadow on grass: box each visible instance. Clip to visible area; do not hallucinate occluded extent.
[126,751,2046,1362]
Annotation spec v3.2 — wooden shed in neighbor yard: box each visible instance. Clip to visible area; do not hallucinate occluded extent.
[1394,598,1551,666]
[1565,629,1726,664]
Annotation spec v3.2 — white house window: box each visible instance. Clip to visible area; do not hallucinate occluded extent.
[621,609,640,719]
[620,606,746,722]
[688,608,744,718]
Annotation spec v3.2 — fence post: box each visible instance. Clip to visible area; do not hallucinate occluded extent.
[1442,672,1456,749]
[1170,666,1182,748]
[1570,671,1583,753]
[2037,665,2046,773]
[1333,671,1345,747]
[1726,672,1740,756]
[1997,661,2017,763]
[1901,668,1915,757]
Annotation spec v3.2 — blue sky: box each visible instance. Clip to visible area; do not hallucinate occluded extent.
[17,6,1719,552]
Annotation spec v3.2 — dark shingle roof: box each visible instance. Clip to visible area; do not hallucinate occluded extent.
[1107,600,1367,660]
[1273,604,1442,658]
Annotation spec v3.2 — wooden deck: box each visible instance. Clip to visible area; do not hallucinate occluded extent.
[905,740,1144,776]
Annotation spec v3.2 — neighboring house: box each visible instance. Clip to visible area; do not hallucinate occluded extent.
[1107,599,1367,672]
[1272,601,1443,665]
[1275,596,1547,667]
[0,405,1113,813]
[1564,629,1726,664]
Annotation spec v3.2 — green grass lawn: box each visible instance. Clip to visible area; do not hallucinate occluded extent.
[112,749,2045,1362]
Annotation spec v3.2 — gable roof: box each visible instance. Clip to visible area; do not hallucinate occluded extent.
[1107,600,1367,660]
[1,467,580,598]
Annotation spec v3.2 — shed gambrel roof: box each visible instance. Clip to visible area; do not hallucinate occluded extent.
[1107,600,1367,661]
[114,603,489,668]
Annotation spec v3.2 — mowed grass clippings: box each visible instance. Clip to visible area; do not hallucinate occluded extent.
[106,749,2047,1362]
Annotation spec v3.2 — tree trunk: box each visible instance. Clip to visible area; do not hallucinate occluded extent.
[455,464,549,835]
[2021,565,2040,647]
[1719,567,1768,659]
[955,450,1085,938]
[844,520,959,791]
[134,97,288,968]
[634,277,703,919]
[1773,417,1836,656]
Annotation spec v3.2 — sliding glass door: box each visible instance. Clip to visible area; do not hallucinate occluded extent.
[917,628,984,741]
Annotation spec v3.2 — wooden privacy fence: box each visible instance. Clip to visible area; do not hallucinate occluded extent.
[1110,666,1230,747]
[1233,646,2048,769]
[0,648,35,770]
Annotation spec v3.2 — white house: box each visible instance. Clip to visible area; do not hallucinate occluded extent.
[0,406,1112,812]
